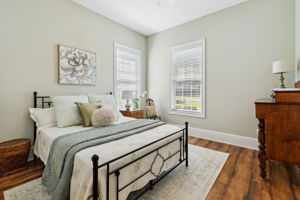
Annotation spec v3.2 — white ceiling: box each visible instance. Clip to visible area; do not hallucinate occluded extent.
[72,0,247,36]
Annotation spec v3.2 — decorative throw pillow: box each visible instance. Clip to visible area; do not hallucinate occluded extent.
[91,106,116,127]
[29,107,57,131]
[88,94,123,118]
[145,106,157,118]
[52,95,89,127]
[76,102,101,127]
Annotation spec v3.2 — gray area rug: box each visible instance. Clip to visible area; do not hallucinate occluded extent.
[4,144,229,200]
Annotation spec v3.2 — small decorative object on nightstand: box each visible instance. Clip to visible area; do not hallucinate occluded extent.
[120,110,144,119]
[122,90,134,111]
[145,98,161,120]
[0,139,31,177]
[272,61,290,88]
[132,90,148,110]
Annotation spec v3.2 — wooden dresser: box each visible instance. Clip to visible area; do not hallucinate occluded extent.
[120,110,144,119]
[255,89,300,178]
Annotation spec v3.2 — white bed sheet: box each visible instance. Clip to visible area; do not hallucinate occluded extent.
[34,117,183,200]
[34,116,134,164]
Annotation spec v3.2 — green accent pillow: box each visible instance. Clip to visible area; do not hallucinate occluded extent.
[76,102,101,127]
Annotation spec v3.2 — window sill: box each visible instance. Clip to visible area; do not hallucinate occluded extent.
[169,110,205,118]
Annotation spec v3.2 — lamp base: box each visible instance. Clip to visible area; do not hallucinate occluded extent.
[280,72,286,88]
[125,99,131,111]
[125,104,131,111]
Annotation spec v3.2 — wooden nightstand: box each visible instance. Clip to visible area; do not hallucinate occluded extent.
[120,110,144,119]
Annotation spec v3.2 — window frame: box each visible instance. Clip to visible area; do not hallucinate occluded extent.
[113,43,142,109]
[169,39,206,118]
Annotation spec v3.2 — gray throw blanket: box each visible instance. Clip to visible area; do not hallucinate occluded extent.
[41,119,165,200]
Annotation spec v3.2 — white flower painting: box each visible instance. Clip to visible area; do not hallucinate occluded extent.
[58,45,96,85]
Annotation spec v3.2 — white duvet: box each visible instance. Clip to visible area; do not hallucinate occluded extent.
[34,117,183,200]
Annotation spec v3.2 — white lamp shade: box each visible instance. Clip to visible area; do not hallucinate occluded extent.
[122,90,134,99]
[272,61,290,74]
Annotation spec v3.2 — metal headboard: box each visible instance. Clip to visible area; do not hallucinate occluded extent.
[33,91,52,159]
[32,91,113,159]
[33,91,52,109]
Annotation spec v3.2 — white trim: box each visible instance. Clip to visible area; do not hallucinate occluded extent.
[28,146,34,161]
[169,39,206,118]
[113,43,142,108]
[169,111,203,118]
[296,0,300,81]
[113,43,142,95]
[173,124,258,150]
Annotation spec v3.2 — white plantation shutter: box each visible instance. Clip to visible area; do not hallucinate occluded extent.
[114,44,141,109]
[170,40,205,117]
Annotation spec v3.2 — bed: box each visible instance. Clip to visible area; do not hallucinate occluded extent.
[32,92,189,200]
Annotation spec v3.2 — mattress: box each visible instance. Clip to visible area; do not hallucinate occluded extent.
[34,116,134,164]
[34,117,183,200]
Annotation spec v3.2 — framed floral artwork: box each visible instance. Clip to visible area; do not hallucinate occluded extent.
[58,45,96,85]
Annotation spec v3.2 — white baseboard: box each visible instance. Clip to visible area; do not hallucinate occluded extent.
[175,124,258,150]
[28,146,34,161]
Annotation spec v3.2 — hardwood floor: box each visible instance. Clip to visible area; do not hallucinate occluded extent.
[189,137,300,200]
[0,159,44,200]
[0,137,299,200]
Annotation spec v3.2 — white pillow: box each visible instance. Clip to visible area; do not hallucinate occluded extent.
[52,95,89,127]
[29,107,57,131]
[91,106,116,127]
[88,94,123,118]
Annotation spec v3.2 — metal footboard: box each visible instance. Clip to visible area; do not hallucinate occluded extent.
[92,122,189,200]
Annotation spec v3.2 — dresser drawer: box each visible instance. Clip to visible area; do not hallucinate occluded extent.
[274,90,300,103]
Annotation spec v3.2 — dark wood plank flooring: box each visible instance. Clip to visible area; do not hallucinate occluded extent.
[0,137,299,200]
[0,159,44,200]
[189,137,300,200]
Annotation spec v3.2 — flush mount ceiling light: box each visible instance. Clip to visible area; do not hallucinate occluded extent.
[157,0,175,6]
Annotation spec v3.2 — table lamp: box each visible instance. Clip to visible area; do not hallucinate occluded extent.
[272,61,290,88]
[122,90,134,111]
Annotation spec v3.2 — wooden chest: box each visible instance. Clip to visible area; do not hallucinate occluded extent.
[0,139,31,176]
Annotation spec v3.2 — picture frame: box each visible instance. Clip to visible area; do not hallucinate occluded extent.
[58,44,96,85]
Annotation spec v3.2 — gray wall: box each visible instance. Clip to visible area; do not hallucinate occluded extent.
[0,0,295,142]
[296,0,300,80]
[0,0,147,142]
[147,0,295,138]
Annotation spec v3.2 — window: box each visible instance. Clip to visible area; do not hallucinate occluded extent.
[114,43,141,109]
[170,39,205,118]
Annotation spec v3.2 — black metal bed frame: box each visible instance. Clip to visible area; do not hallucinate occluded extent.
[33,91,52,160]
[33,91,189,200]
